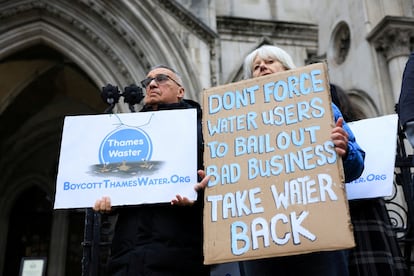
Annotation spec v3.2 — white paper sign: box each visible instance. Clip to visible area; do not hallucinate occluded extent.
[20,258,46,276]
[54,109,197,209]
[346,114,398,200]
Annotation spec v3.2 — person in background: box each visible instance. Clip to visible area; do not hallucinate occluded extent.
[398,52,414,149]
[329,84,365,123]
[94,65,210,276]
[331,84,407,276]
[240,45,366,276]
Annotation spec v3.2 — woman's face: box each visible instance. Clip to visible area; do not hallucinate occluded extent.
[252,55,287,78]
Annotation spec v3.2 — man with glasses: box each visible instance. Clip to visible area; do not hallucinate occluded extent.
[140,67,185,110]
[94,65,210,275]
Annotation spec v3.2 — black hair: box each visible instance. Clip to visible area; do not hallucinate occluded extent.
[330,84,365,122]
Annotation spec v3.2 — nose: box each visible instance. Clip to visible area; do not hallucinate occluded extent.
[258,62,267,71]
[148,79,158,88]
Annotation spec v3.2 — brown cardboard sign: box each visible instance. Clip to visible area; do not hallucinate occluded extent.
[202,63,354,265]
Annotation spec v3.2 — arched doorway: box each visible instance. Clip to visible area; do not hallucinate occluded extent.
[0,44,107,275]
[0,1,206,273]
[4,187,52,276]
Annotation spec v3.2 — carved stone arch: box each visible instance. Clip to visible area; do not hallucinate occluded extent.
[0,0,202,105]
[0,117,65,185]
[0,174,53,276]
[74,0,204,100]
[0,2,136,82]
[0,94,98,274]
[0,174,53,219]
[0,1,206,273]
[118,0,205,99]
[348,89,380,118]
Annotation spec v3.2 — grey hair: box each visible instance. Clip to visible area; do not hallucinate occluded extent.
[242,45,296,79]
[149,64,183,86]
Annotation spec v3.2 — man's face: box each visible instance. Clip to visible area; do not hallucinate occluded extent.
[142,68,184,106]
[252,55,287,78]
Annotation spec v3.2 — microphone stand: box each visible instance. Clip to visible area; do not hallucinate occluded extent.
[81,84,144,275]
[81,209,100,276]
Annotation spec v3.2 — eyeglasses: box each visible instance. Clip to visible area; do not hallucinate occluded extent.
[140,74,182,88]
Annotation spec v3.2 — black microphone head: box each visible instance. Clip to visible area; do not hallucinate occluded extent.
[123,84,144,105]
[101,84,121,105]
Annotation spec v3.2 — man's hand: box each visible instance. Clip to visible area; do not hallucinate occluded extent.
[171,170,210,206]
[93,196,112,212]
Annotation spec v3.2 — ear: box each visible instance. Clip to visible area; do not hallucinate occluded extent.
[177,86,185,99]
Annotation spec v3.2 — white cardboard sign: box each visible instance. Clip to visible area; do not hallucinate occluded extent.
[346,114,398,200]
[54,109,197,209]
[202,63,354,264]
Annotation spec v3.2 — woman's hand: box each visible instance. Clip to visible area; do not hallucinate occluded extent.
[194,170,210,191]
[331,117,349,157]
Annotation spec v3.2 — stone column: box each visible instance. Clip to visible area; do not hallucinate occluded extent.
[367,16,414,104]
[376,29,411,102]
[47,210,69,276]
[0,214,8,275]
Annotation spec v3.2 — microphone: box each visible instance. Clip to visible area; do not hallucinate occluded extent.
[101,83,145,113]
[123,84,144,112]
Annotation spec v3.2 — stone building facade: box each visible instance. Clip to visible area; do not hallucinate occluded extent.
[0,0,413,274]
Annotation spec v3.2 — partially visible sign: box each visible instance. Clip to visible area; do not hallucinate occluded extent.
[346,114,398,200]
[19,257,46,276]
[54,109,197,209]
[202,63,354,265]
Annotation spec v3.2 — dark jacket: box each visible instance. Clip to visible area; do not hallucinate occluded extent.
[398,52,414,128]
[109,100,208,276]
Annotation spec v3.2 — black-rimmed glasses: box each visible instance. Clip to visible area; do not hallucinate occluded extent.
[140,74,182,88]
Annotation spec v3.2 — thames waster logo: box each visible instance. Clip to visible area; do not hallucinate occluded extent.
[99,128,152,164]
[90,127,163,177]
